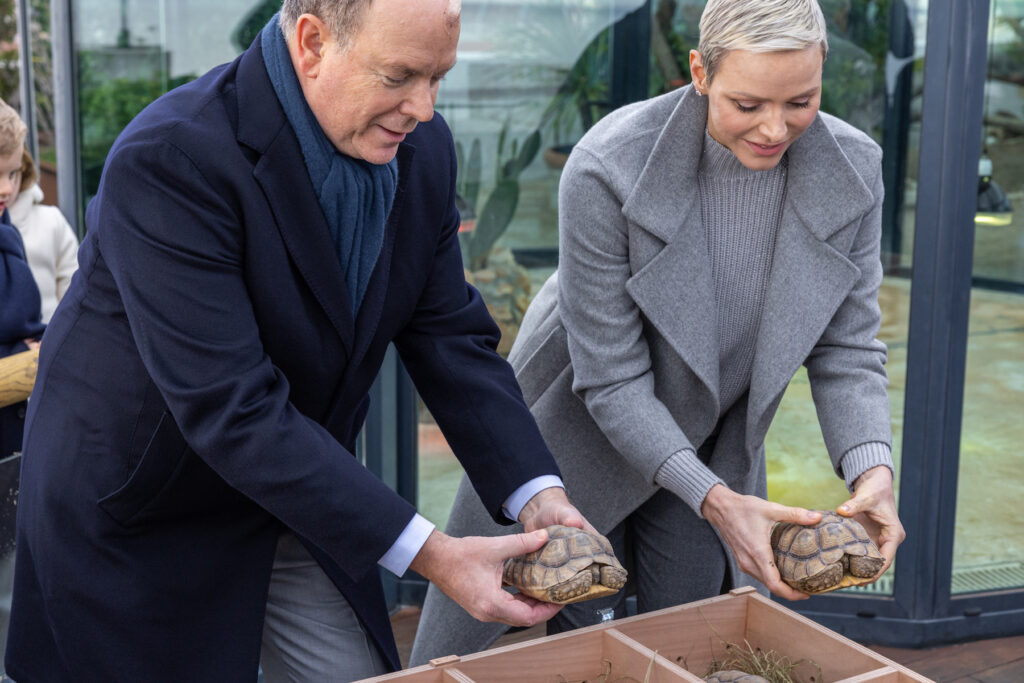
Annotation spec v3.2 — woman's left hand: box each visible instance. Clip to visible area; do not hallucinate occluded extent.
[836,465,905,576]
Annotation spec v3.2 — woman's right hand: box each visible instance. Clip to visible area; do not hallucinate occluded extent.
[701,484,821,601]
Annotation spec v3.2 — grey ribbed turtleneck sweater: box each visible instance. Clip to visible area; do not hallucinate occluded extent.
[653,131,892,516]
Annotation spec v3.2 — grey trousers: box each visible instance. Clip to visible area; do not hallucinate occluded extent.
[260,532,388,683]
[409,486,729,666]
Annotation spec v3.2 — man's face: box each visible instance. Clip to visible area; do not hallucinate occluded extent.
[300,0,460,164]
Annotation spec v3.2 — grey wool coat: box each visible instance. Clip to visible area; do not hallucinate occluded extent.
[411,85,891,663]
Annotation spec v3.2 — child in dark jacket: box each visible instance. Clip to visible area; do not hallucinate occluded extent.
[0,98,45,458]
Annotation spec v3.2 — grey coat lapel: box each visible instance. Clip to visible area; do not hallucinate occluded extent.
[621,88,720,408]
[746,116,875,447]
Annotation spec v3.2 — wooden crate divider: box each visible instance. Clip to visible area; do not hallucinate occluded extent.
[359,587,934,682]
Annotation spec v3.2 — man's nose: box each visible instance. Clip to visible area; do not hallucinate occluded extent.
[400,80,437,123]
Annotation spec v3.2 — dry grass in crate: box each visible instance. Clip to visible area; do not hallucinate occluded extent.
[688,607,824,683]
[555,652,657,683]
[703,638,824,683]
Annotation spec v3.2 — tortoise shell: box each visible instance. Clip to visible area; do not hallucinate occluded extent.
[704,671,769,683]
[502,525,627,604]
[771,511,885,594]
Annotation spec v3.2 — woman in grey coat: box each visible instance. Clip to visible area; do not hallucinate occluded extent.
[412,0,905,662]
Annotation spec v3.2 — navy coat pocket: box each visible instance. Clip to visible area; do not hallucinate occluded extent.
[98,411,189,526]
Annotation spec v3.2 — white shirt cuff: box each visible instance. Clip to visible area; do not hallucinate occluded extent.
[378,513,436,577]
[501,475,566,522]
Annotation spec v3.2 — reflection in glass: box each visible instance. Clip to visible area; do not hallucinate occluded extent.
[72,0,260,216]
[952,0,1024,595]
[30,0,60,226]
[0,1,58,211]
[420,1,637,527]
[419,2,928,577]
[764,1,928,598]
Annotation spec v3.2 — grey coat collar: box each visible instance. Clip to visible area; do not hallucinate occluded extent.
[620,86,873,240]
[619,86,876,447]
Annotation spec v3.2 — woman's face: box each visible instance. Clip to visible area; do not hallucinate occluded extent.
[690,47,823,171]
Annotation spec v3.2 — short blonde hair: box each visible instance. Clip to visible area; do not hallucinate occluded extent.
[0,98,27,157]
[698,0,828,85]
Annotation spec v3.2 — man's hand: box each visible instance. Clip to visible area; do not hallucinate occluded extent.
[517,487,598,534]
[409,529,564,627]
[701,484,821,601]
[837,465,905,577]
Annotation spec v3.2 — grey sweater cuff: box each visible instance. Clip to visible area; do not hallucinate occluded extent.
[654,448,726,519]
[839,441,894,491]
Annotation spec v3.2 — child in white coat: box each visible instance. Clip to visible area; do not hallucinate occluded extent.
[5,147,78,323]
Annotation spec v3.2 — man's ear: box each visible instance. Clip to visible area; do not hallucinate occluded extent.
[293,13,329,78]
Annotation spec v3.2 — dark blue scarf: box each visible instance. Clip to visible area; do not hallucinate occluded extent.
[0,209,45,354]
[261,13,398,314]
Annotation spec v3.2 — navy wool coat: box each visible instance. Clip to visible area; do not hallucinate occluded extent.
[6,37,558,682]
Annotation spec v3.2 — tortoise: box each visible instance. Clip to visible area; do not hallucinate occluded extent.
[704,671,769,683]
[502,525,628,604]
[771,510,885,594]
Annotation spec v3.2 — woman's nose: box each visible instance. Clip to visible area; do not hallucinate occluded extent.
[758,109,787,142]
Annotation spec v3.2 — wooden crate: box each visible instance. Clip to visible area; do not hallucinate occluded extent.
[359,588,934,683]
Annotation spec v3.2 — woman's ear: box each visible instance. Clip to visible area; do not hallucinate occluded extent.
[689,50,707,93]
[293,13,329,78]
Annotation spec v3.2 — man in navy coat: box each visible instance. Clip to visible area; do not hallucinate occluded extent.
[5,0,592,680]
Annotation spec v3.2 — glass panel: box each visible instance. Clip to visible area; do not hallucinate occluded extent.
[418,1,638,528]
[764,1,929,598]
[0,1,60,219]
[952,0,1024,595]
[0,1,18,104]
[73,0,265,219]
[30,0,59,220]
[418,2,930,590]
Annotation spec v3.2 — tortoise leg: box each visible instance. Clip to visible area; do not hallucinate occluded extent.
[600,566,628,589]
[848,555,884,578]
[801,563,844,593]
[547,571,593,603]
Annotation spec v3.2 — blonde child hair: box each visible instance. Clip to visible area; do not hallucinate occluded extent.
[0,98,27,157]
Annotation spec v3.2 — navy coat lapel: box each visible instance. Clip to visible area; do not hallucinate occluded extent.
[235,41,355,356]
[621,89,720,409]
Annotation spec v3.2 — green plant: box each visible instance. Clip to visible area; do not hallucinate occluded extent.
[454,137,482,224]
[0,0,18,104]
[539,27,611,144]
[1,0,55,134]
[77,51,195,200]
[458,121,541,271]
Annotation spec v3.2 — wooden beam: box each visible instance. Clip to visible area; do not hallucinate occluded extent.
[0,348,39,408]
